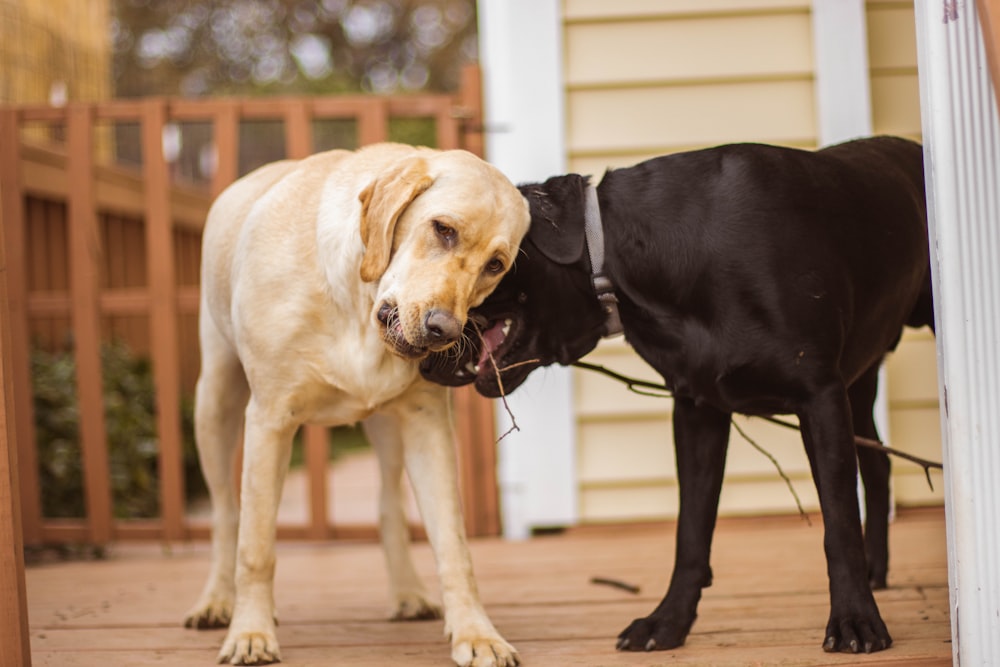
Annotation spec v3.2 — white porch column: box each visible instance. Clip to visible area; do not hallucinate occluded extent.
[478,0,577,539]
[914,0,1000,661]
[810,0,873,145]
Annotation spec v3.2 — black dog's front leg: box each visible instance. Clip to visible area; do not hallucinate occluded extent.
[800,383,892,653]
[849,364,891,590]
[617,397,731,652]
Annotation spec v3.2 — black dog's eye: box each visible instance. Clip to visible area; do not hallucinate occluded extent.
[517,292,528,303]
[434,220,457,246]
[485,257,505,275]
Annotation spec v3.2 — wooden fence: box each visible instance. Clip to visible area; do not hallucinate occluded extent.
[0,64,501,548]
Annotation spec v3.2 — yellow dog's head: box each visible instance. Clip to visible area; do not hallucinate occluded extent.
[358,148,529,360]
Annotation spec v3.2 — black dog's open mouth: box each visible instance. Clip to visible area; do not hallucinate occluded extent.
[474,316,514,374]
[420,312,539,397]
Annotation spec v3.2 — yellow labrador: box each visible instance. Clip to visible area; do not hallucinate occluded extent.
[183,143,529,666]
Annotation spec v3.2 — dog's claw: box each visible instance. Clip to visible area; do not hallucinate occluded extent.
[823,636,837,652]
[644,638,657,651]
[616,637,630,650]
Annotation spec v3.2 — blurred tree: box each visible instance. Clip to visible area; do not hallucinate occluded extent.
[111,0,478,98]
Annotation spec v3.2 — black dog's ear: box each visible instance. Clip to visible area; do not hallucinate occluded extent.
[518,174,589,264]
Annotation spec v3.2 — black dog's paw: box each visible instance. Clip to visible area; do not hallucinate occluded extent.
[615,614,692,652]
[822,613,892,653]
[868,566,888,591]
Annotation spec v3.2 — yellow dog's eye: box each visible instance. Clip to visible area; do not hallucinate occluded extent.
[485,257,505,274]
[433,220,457,246]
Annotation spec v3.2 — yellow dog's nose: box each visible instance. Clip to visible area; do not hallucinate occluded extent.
[424,309,462,345]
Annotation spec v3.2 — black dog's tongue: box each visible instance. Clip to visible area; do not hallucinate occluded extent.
[477,320,507,369]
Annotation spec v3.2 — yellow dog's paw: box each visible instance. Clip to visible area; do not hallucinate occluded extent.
[451,636,520,667]
[391,593,442,621]
[218,629,281,665]
[184,597,234,629]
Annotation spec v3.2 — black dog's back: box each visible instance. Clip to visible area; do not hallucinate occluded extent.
[597,137,931,408]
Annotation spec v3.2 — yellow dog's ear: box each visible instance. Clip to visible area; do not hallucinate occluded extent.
[358,157,434,282]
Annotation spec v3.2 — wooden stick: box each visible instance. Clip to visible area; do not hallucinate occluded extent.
[573,361,944,475]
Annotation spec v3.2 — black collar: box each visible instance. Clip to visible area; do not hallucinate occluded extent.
[583,184,623,337]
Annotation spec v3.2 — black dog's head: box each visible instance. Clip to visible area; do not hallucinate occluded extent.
[420,173,608,397]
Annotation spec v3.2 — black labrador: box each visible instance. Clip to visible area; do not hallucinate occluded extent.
[421,136,935,654]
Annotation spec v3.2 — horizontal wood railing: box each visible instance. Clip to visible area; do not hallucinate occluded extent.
[0,64,499,548]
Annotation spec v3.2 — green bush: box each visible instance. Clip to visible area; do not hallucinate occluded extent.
[31,341,204,520]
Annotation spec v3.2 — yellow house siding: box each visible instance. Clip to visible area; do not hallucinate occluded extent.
[561,1,943,523]
[868,1,922,139]
[564,1,817,174]
[565,0,811,21]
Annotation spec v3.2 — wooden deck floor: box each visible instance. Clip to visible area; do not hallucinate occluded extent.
[25,508,951,666]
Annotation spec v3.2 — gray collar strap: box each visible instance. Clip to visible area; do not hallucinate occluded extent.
[583,184,623,337]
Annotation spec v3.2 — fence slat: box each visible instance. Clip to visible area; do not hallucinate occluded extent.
[452,387,500,537]
[67,104,113,545]
[449,65,498,536]
[304,425,330,539]
[358,99,389,145]
[459,64,484,157]
[284,100,330,538]
[142,99,185,542]
[211,104,239,197]
[435,98,461,151]
[284,101,313,159]
[0,109,43,545]
[0,142,33,664]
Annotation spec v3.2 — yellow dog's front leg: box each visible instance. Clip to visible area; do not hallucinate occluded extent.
[218,400,295,665]
[393,383,519,667]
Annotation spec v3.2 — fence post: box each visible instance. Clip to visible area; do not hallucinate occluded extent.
[283,98,331,538]
[452,65,501,537]
[284,100,313,160]
[142,99,185,542]
[0,108,43,545]
[452,387,501,537]
[211,103,240,198]
[0,126,33,665]
[458,64,485,157]
[358,99,389,146]
[67,104,113,545]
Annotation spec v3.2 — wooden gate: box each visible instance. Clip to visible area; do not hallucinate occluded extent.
[0,64,501,547]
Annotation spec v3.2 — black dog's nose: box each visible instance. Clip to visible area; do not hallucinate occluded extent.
[425,309,461,343]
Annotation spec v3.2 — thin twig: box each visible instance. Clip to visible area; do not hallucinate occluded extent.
[730,419,811,525]
[495,359,540,373]
[573,360,944,487]
[758,415,940,490]
[472,322,520,443]
[590,576,641,594]
[574,360,673,397]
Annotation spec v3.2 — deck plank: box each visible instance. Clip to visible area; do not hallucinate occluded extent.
[27,508,951,666]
